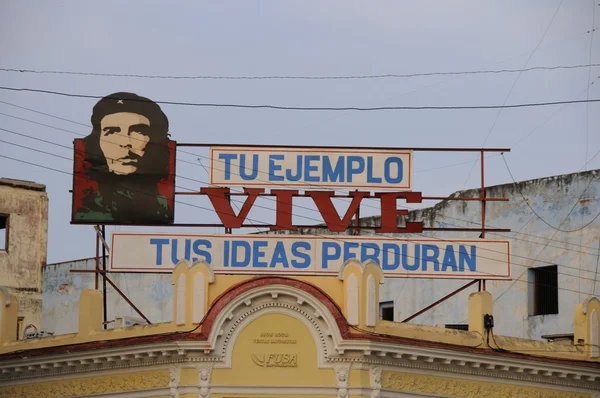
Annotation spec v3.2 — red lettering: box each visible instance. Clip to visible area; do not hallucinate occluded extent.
[375,192,423,233]
[270,190,298,231]
[308,191,370,232]
[200,187,264,228]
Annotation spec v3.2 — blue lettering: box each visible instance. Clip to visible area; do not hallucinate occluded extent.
[240,154,258,180]
[422,244,440,271]
[322,242,341,268]
[459,245,476,272]
[218,153,237,180]
[192,239,212,263]
[384,157,403,184]
[323,156,345,182]
[401,243,420,271]
[304,155,320,182]
[253,241,268,267]
[360,243,380,264]
[184,239,192,261]
[286,156,302,181]
[224,240,230,267]
[441,245,458,272]
[171,239,180,265]
[150,238,169,266]
[347,156,365,182]
[343,242,359,261]
[231,241,251,267]
[269,154,284,181]
[270,241,289,268]
[366,157,382,183]
[382,243,400,270]
[291,241,311,268]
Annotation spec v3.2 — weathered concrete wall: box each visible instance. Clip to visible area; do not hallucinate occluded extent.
[40,170,600,340]
[0,178,48,334]
[42,258,173,335]
[374,169,600,340]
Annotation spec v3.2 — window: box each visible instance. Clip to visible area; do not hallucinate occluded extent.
[379,301,394,321]
[445,324,469,331]
[529,265,558,316]
[0,214,7,251]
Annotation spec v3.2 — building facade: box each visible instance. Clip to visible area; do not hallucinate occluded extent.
[2,260,600,397]
[41,169,600,341]
[0,178,48,338]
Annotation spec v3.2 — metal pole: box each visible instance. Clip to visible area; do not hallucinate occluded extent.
[95,226,99,290]
[353,189,360,236]
[401,280,478,323]
[101,225,107,329]
[480,150,487,292]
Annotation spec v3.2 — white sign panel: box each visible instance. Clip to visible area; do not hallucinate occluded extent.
[110,233,510,279]
[209,147,413,190]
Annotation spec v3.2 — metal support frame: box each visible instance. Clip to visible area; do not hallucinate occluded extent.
[89,225,152,326]
[400,280,479,323]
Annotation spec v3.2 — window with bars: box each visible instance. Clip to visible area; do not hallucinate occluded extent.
[529,265,559,316]
[0,214,7,251]
[379,301,394,321]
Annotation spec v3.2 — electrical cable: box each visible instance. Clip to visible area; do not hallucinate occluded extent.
[1,86,600,111]
[501,154,600,233]
[1,150,598,296]
[4,104,597,255]
[1,63,599,80]
[461,0,565,189]
[3,126,600,278]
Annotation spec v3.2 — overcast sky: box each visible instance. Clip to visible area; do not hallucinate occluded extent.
[0,0,598,263]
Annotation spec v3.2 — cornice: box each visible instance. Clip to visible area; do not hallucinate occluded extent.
[1,280,599,392]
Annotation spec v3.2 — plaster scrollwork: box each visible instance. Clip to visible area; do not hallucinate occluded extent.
[196,364,213,398]
[370,366,382,398]
[334,364,351,398]
[169,364,180,398]
[366,275,377,327]
[346,274,359,326]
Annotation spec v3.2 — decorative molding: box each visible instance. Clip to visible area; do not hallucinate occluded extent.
[0,370,169,398]
[346,274,359,326]
[196,363,213,398]
[168,365,180,398]
[334,364,351,398]
[175,274,185,326]
[381,370,590,398]
[370,366,382,398]
[193,273,205,324]
[592,310,599,358]
[366,275,377,327]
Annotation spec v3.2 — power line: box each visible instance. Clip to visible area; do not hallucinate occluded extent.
[1,86,600,111]
[2,110,599,256]
[1,63,599,80]
[461,0,565,190]
[501,154,600,233]
[2,141,599,288]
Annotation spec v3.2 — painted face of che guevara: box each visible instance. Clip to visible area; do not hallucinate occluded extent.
[99,112,151,175]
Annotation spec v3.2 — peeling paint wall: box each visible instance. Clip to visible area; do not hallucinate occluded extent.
[41,258,173,335]
[374,169,600,340]
[0,178,48,334]
[40,170,600,340]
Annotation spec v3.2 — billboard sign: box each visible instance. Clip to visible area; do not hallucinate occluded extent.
[209,147,412,191]
[110,233,511,279]
[71,92,176,224]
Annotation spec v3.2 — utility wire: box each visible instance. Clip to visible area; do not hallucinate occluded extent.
[1,86,600,111]
[501,154,600,233]
[1,63,599,80]
[2,140,599,288]
[2,110,599,256]
[2,151,597,295]
[585,0,597,170]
